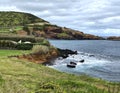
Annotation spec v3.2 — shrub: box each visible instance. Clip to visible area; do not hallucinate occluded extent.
[32,45,49,55]
[16,43,33,50]
[33,25,43,30]
[0,34,36,42]
[57,33,72,39]
[41,39,50,46]
[35,38,50,46]
[35,37,45,43]
[0,40,17,49]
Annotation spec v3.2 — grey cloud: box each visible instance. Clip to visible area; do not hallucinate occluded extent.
[0,0,120,36]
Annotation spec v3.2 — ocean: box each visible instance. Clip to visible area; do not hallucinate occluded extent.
[48,40,120,82]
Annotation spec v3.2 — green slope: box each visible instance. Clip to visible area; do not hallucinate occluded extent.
[0,11,47,27]
[0,11,104,40]
[0,50,120,93]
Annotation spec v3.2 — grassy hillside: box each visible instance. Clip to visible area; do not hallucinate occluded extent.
[0,50,120,93]
[0,11,47,27]
[0,11,104,40]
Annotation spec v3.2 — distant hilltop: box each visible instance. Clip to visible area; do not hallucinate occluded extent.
[0,11,48,26]
[107,36,120,41]
[0,11,104,40]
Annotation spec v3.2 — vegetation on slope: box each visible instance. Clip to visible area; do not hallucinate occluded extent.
[0,11,119,93]
[0,50,120,93]
[0,11,47,27]
[107,36,120,40]
[0,11,104,40]
[17,45,58,64]
[0,34,51,50]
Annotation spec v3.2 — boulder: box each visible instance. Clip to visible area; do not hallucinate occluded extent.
[57,48,77,58]
[79,59,84,63]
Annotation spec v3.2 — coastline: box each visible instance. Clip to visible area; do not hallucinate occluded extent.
[14,48,78,64]
[0,49,120,93]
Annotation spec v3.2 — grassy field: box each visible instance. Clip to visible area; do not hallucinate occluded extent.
[0,50,120,93]
[0,50,30,57]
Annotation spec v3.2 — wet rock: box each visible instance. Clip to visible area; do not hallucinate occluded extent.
[67,63,76,68]
[79,59,85,63]
[57,48,77,58]
[70,61,77,65]
[58,57,63,60]
[89,55,95,57]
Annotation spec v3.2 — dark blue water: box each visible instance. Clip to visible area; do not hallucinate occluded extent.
[48,40,120,82]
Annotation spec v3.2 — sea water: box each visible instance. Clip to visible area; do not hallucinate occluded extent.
[48,40,120,82]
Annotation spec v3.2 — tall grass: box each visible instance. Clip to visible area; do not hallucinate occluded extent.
[0,50,120,93]
[32,45,49,54]
[0,79,28,93]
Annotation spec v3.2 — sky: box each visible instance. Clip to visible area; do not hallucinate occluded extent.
[0,0,120,36]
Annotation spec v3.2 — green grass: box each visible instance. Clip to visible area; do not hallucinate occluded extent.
[0,28,10,33]
[0,50,120,93]
[0,11,47,27]
[0,50,30,57]
[57,33,72,39]
[57,33,70,38]
[0,26,23,33]
[14,26,23,31]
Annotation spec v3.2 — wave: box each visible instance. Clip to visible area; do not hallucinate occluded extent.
[48,51,120,81]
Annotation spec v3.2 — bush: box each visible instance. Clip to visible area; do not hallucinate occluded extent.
[35,37,45,43]
[41,39,50,46]
[0,40,33,50]
[32,45,49,55]
[57,33,72,39]
[0,35,36,42]
[35,38,50,46]
[16,43,33,50]
[0,40,17,49]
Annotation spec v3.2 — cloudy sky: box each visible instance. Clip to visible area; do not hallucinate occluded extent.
[0,0,120,36]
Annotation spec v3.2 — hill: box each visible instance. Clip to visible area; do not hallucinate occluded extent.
[0,11,104,40]
[0,11,47,26]
[107,36,120,41]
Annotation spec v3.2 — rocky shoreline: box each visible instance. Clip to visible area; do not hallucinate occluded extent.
[9,48,77,64]
[57,48,77,58]
[107,36,120,41]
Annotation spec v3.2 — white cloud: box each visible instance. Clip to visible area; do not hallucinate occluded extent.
[99,16,120,23]
[0,6,20,11]
[103,29,120,36]
[0,0,120,36]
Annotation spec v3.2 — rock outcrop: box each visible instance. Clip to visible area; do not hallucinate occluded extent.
[14,48,77,64]
[57,48,77,58]
[30,26,104,40]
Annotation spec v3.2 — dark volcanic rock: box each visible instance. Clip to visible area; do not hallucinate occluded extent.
[89,55,95,57]
[70,62,77,65]
[79,59,85,63]
[58,48,77,58]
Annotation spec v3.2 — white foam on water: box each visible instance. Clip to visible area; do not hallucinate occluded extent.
[48,52,120,82]
[49,52,111,74]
